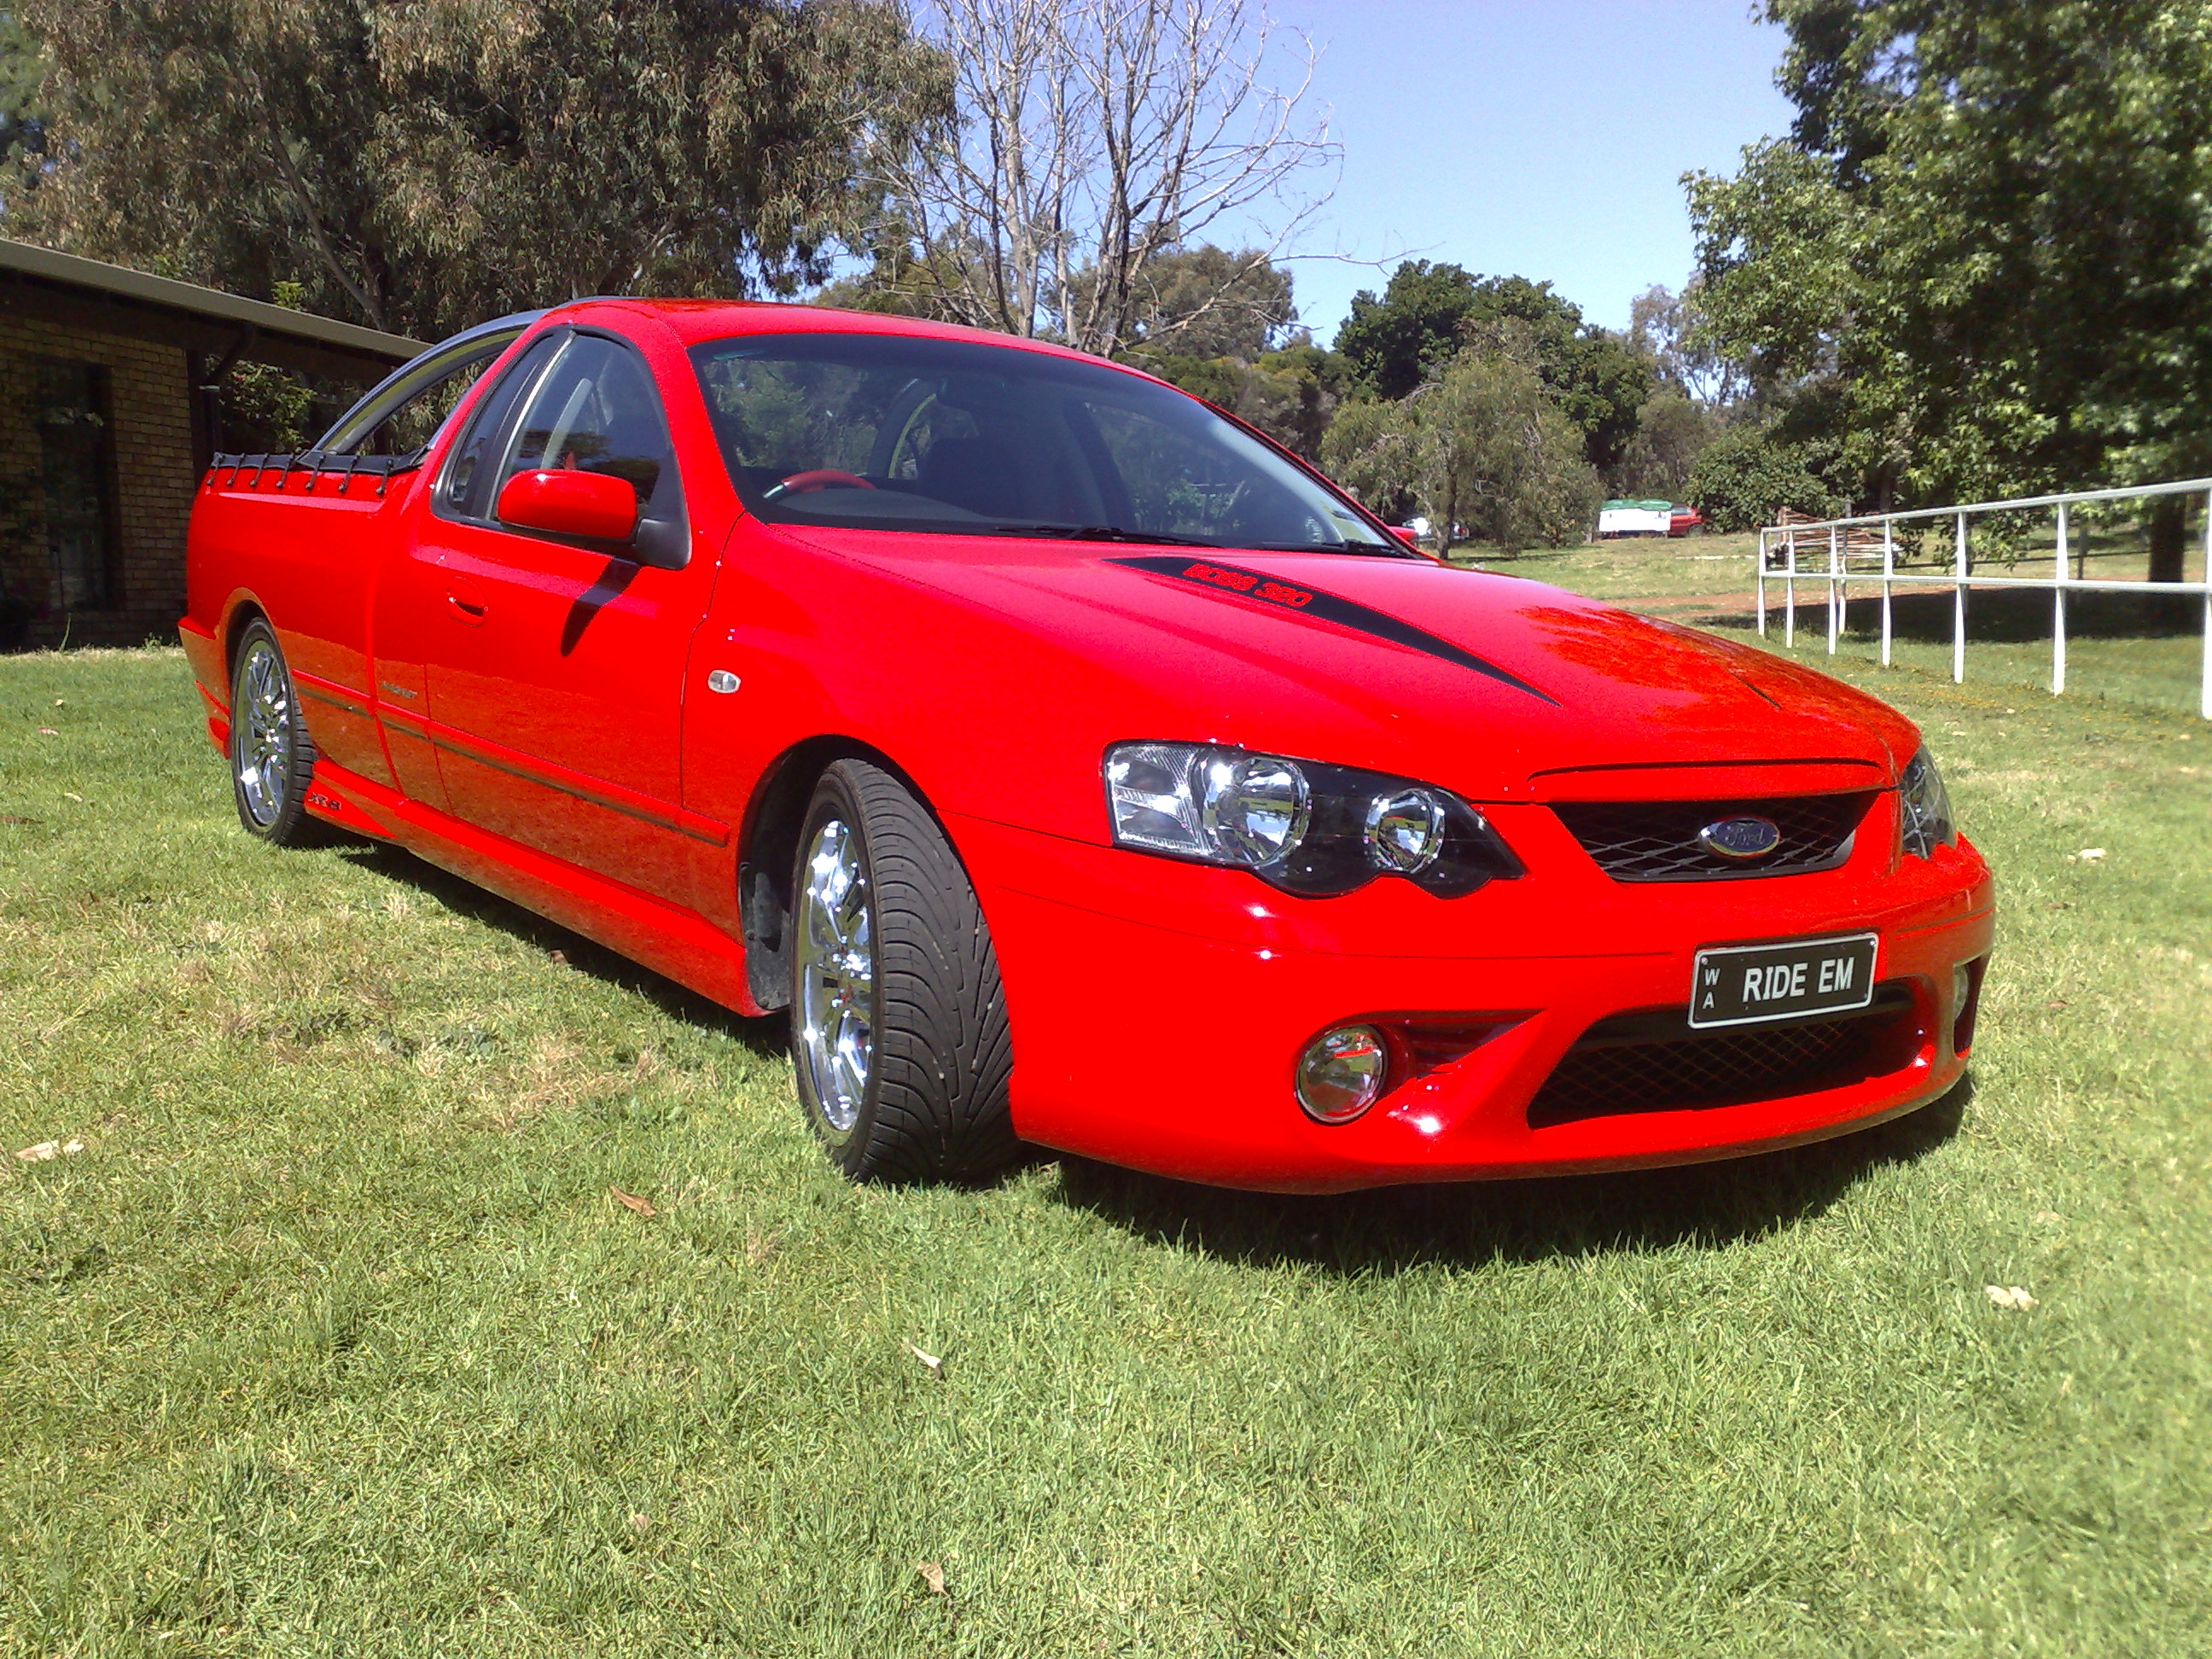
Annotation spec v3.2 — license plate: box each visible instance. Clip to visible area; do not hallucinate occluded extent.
[1689,933,1879,1029]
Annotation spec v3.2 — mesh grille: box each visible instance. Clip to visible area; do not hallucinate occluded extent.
[1528,996,1916,1128]
[1552,793,1875,882]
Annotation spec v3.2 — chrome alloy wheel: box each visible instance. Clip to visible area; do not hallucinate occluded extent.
[235,638,294,827]
[795,817,876,1135]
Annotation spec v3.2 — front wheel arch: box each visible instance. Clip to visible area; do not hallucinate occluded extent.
[737,736,932,1013]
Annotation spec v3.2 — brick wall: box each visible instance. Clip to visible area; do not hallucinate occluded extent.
[0,313,196,649]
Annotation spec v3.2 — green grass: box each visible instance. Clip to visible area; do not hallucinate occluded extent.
[3,641,2209,1657]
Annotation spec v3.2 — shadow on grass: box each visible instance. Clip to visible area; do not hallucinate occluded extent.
[1698,585,2200,642]
[332,841,789,1062]
[1050,1080,1970,1272]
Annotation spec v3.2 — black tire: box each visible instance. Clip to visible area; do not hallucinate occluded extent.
[789,759,1016,1183]
[228,619,323,847]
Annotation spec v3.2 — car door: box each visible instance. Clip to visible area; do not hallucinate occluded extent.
[405,327,713,904]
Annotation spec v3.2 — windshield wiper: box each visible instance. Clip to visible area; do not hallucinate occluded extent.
[983,523,1224,548]
[1243,538,1404,556]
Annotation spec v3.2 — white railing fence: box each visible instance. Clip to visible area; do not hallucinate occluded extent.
[1755,478,2212,719]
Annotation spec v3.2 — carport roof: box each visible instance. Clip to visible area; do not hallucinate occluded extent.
[0,237,428,381]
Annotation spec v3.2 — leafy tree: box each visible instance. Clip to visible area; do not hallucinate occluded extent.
[1133,335,1348,462]
[1613,387,1720,502]
[1336,261,1651,472]
[1688,0,2212,579]
[0,6,44,177]
[1115,245,1297,361]
[1322,348,1601,554]
[1628,283,1746,408]
[16,0,947,338]
[1683,422,1841,533]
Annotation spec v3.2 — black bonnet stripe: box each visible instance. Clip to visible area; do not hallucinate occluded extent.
[1104,555,1557,705]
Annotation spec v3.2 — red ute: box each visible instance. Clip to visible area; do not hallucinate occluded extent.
[181,301,1994,1192]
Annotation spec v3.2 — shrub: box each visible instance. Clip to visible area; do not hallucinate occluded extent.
[1685,422,1842,532]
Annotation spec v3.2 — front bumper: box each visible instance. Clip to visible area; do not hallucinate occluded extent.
[954,800,1995,1193]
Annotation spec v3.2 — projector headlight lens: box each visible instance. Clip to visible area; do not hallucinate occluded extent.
[1365,788,1448,874]
[1105,742,1521,897]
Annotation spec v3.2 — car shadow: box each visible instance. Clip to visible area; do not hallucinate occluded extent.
[1045,1079,1970,1272]
[332,841,789,1062]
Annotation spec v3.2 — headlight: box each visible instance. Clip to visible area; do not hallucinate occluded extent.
[1104,742,1523,897]
[1897,745,1957,859]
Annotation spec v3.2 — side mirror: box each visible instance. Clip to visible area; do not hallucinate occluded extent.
[496,469,640,544]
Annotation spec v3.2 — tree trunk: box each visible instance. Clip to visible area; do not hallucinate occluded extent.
[2147,493,2191,585]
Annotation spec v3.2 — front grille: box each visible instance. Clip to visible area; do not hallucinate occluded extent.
[1527,987,1917,1128]
[1552,793,1875,882]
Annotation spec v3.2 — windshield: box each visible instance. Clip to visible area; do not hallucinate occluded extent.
[690,331,1395,552]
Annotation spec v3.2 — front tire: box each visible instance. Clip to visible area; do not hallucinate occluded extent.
[229,619,321,846]
[789,760,1016,1183]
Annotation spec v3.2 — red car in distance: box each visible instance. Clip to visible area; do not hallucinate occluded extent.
[181,301,1994,1192]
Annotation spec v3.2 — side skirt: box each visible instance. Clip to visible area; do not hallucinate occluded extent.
[304,757,765,1019]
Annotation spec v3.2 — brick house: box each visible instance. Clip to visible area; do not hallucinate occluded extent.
[0,240,424,649]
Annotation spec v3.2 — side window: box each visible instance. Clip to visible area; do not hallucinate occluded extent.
[438,332,562,520]
[498,335,682,525]
[318,329,524,458]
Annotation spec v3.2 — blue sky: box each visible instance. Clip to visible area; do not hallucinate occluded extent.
[1266,0,1796,343]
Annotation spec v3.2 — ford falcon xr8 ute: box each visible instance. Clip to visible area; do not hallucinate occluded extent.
[181,301,1994,1192]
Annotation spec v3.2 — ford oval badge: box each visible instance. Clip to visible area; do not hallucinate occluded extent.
[1698,814,1783,861]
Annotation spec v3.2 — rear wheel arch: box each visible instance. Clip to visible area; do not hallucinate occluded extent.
[220,597,271,699]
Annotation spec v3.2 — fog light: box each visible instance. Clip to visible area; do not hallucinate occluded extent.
[1296,1025,1388,1122]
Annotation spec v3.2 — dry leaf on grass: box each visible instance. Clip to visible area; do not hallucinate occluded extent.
[2068,847,2108,863]
[61,793,84,803]
[0,816,44,825]
[15,1139,84,1162]
[548,949,569,966]
[609,1186,657,1218]
[1984,1284,2039,1311]
[36,726,56,736]
[914,1561,946,1595]
[908,1343,944,1378]
[745,1226,782,1266]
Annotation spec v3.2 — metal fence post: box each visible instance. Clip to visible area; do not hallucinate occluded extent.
[1756,528,1768,635]
[1784,529,1797,649]
[1953,510,1968,684]
[2053,503,2069,696]
[1881,518,1895,667]
[2202,489,2212,721]
[1827,526,1842,652]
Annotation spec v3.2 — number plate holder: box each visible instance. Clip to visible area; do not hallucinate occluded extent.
[1689,933,1879,1030]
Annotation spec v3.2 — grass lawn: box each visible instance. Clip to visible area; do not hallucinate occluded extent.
[3,626,2209,1656]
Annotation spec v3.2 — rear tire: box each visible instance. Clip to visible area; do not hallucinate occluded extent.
[229,619,322,847]
[789,759,1016,1183]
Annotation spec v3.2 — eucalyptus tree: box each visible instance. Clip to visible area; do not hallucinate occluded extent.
[16,0,948,339]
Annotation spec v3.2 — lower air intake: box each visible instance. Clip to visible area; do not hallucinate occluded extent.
[1528,988,1919,1129]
